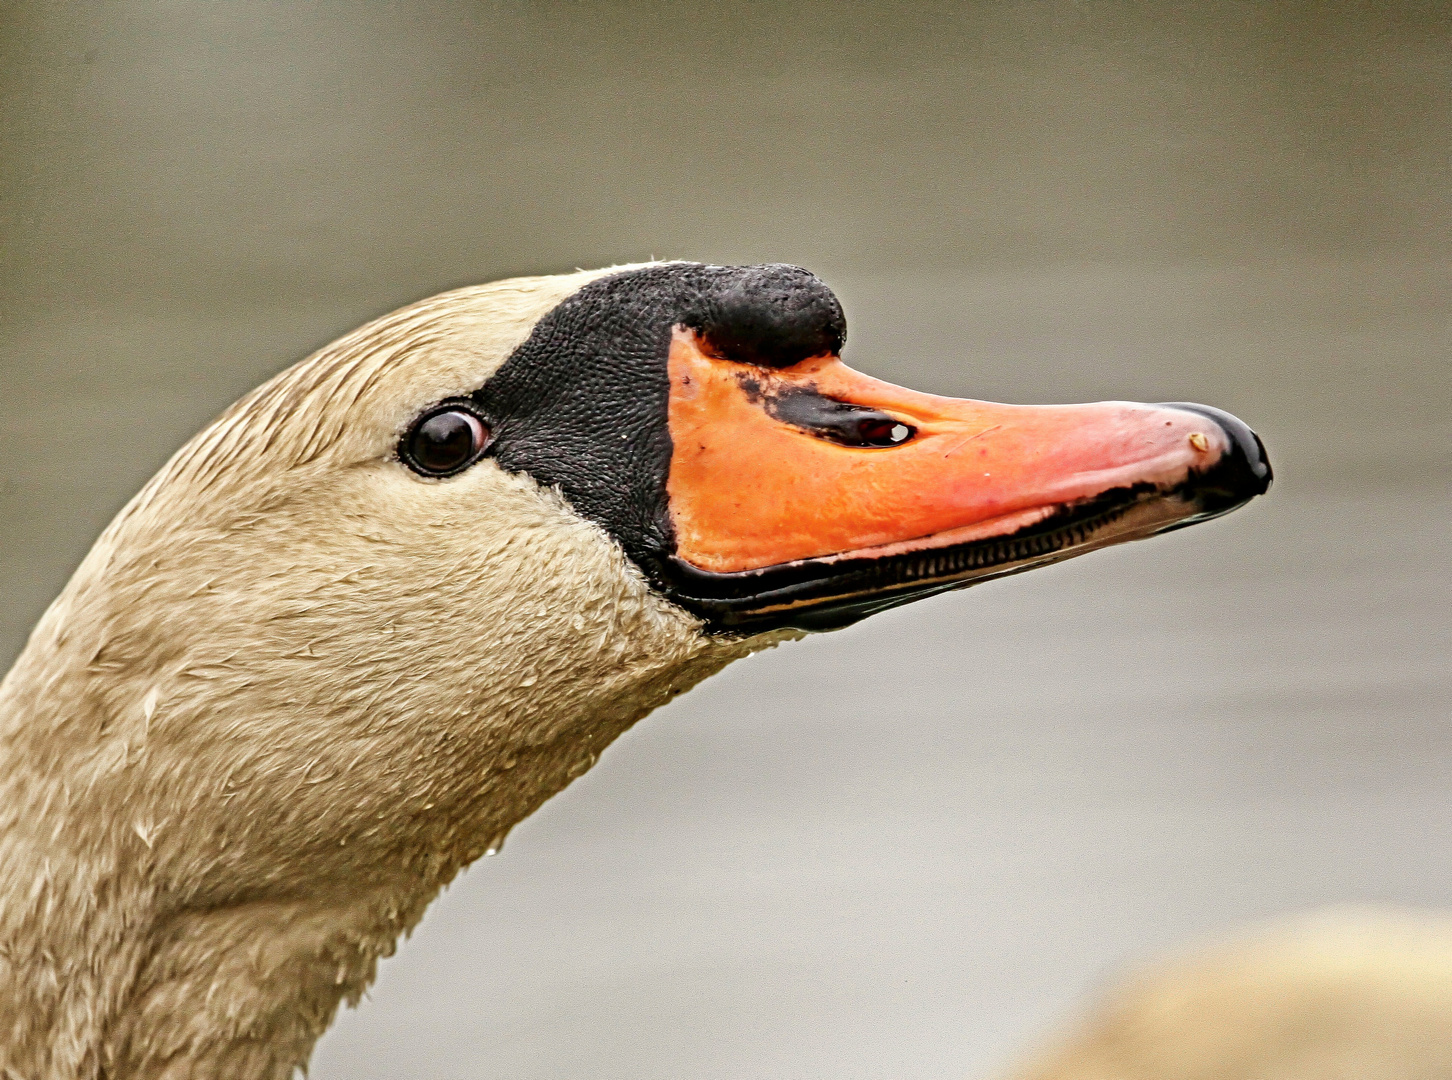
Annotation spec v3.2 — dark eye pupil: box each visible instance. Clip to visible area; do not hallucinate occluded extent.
[405,409,488,475]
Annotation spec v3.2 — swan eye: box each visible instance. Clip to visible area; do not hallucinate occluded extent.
[402,407,490,477]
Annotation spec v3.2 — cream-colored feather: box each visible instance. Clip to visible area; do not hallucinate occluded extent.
[1002,909,1452,1080]
[0,266,791,1078]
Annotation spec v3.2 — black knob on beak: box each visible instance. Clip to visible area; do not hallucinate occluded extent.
[1158,402,1273,517]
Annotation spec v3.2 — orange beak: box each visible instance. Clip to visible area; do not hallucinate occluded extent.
[661,328,1269,630]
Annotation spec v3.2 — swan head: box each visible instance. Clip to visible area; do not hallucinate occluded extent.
[13,261,1273,871]
[86,260,1271,658]
[371,260,1269,635]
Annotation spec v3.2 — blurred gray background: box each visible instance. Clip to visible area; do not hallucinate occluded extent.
[2,2,1449,1077]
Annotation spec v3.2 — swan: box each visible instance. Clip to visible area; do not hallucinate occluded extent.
[0,262,1270,1078]
[1002,908,1452,1080]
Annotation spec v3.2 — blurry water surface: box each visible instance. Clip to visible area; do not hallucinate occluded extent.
[1,4,1448,1077]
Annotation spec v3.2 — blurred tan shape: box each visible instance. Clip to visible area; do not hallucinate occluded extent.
[1004,908,1452,1080]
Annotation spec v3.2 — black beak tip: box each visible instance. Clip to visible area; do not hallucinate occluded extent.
[1158,402,1274,515]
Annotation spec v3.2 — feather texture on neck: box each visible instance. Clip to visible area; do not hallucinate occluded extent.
[0,267,787,1078]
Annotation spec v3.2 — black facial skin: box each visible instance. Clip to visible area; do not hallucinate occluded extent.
[469,262,1271,635]
[472,263,845,616]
